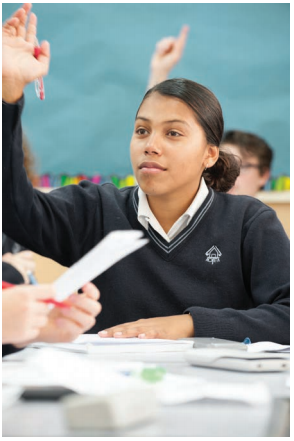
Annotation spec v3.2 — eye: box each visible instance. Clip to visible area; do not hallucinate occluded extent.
[136,128,148,135]
[167,130,182,137]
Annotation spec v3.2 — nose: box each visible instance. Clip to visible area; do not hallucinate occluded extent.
[144,134,162,156]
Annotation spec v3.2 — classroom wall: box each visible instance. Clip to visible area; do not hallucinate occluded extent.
[3,3,290,178]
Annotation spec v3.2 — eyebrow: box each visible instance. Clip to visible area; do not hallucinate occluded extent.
[135,116,190,126]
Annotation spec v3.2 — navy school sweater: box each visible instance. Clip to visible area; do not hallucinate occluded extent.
[2,98,290,344]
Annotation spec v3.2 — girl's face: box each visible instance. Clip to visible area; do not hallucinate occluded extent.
[130,92,218,200]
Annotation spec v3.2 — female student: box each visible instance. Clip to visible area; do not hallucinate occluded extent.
[2,4,289,344]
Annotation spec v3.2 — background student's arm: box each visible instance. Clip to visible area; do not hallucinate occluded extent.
[2,5,104,267]
[147,25,189,89]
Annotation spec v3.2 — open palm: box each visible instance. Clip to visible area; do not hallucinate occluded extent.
[2,4,50,98]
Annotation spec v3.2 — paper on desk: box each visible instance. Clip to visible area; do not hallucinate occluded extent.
[31,335,194,353]
[2,348,271,406]
[247,342,290,353]
[53,230,148,301]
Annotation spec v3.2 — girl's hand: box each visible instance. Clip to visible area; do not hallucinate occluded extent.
[2,3,50,103]
[98,314,194,340]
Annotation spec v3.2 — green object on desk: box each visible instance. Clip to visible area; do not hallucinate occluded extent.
[140,367,166,383]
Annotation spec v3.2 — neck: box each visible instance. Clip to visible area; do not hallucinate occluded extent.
[147,185,200,233]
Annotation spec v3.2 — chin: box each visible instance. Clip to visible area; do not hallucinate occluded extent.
[138,181,162,197]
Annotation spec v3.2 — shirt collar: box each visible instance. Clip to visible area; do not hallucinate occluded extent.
[137,177,209,226]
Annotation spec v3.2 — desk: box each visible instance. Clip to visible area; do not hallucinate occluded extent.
[2,347,290,437]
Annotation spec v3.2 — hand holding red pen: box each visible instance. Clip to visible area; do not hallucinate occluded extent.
[2,3,50,103]
[2,282,102,346]
[2,283,54,345]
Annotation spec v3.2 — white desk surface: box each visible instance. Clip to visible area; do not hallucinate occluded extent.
[2,345,290,437]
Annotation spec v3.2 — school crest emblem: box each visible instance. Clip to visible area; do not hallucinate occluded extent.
[205,245,222,265]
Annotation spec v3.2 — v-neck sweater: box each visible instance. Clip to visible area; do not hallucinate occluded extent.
[2,97,290,344]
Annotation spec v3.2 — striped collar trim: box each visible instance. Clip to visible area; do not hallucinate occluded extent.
[132,187,214,254]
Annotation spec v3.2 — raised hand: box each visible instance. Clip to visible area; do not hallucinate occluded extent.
[148,25,189,89]
[2,3,50,103]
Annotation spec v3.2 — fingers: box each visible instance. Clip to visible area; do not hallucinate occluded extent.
[67,293,101,316]
[175,25,189,54]
[3,18,19,37]
[25,12,37,44]
[58,291,101,332]
[31,284,56,300]
[21,3,33,15]
[16,7,29,39]
[59,305,97,331]
[138,329,158,339]
[81,282,100,301]
[98,321,150,338]
[156,37,176,55]
[39,40,50,61]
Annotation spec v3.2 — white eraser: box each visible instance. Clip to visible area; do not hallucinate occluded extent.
[62,388,158,430]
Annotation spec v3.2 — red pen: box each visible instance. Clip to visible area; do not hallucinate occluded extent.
[2,281,69,309]
[33,40,45,100]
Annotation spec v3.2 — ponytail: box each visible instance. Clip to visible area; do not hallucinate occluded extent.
[203,150,240,192]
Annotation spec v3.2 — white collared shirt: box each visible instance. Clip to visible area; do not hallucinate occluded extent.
[137,178,209,242]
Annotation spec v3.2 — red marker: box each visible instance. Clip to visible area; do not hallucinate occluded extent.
[2,281,69,309]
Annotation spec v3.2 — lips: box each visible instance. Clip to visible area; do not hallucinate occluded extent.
[139,161,166,171]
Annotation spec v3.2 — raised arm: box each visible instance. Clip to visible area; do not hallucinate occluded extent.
[2,3,50,103]
[147,25,189,89]
[2,4,104,267]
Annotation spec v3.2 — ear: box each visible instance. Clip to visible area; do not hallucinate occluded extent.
[204,145,219,168]
[258,168,270,189]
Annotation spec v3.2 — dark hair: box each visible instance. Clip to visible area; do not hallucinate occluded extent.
[138,78,240,192]
[221,130,273,174]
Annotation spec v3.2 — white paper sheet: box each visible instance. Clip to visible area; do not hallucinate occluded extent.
[247,342,290,353]
[30,335,194,353]
[53,230,148,301]
[2,348,271,406]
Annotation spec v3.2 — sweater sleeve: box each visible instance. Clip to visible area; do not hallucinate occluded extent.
[2,98,104,267]
[185,209,290,344]
[2,262,25,285]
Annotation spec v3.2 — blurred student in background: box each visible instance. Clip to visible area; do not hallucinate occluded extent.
[148,26,273,197]
[2,134,38,284]
[221,130,273,196]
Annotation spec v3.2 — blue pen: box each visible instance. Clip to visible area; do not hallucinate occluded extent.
[27,271,38,285]
[243,337,251,345]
